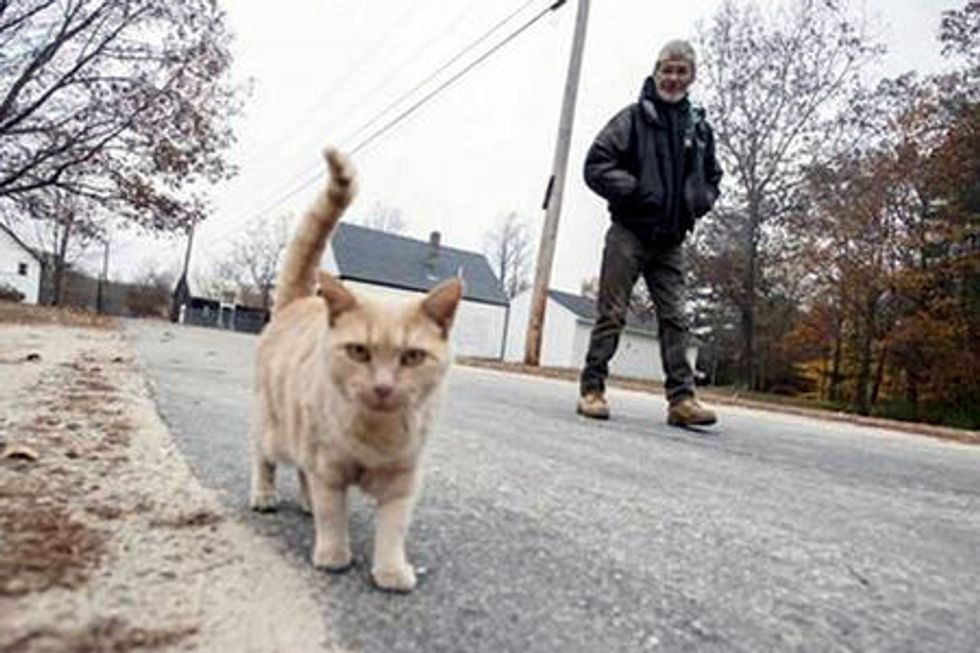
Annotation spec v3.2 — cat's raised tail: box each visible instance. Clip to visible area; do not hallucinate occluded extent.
[273,147,357,314]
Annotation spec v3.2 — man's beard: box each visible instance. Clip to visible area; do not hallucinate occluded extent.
[656,84,688,104]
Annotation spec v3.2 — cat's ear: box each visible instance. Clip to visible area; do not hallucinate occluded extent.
[317,271,357,325]
[421,277,463,338]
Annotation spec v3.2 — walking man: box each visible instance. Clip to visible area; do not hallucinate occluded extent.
[576,39,722,426]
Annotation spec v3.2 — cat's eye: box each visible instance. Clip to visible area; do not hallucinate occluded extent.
[345,343,371,363]
[400,348,427,367]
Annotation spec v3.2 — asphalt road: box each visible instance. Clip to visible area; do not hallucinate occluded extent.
[124,320,980,653]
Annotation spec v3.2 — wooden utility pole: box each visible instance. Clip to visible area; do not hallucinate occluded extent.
[524,0,590,365]
[180,221,196,279]
[95,235,110,314]
[170,221,195,323]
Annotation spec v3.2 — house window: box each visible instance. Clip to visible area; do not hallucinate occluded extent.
[17,262,28,276]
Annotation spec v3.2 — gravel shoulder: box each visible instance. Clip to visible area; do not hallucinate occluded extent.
[0,308,331,652]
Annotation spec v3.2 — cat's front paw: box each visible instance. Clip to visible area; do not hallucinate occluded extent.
[249,490,279,512]
[371,563,417,593]
[313,545,353,573]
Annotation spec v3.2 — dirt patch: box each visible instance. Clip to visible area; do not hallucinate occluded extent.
[0,497,103,597]
[457,357,980,446]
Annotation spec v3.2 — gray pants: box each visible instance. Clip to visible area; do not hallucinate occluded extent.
[580,223,695,402]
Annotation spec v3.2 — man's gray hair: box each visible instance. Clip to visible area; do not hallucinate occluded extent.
[655,39,697,75]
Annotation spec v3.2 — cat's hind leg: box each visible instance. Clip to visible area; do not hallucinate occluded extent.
[249,395,280,511]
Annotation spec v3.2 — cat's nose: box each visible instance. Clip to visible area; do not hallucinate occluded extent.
[374,384,393,400]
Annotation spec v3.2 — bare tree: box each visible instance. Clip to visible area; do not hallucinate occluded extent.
[483,212,532,300]
[17,190,104,304]
[352,201,407,234]
[219,214,290,311]
[695,0,883,388]
[0,0,242,234]
[940,1,980,69]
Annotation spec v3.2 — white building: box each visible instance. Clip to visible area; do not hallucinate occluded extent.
[323,224,509,358]
[0,224,42,304]
[504,288,698,383]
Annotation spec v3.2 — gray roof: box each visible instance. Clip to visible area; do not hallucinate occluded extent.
[548,288,658,334]
[330,223,508,306]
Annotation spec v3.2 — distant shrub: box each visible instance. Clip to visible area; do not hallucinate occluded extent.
[125,284,170,318]
[0,284,25,303]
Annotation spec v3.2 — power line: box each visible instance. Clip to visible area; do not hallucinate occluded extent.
[204,0,541,243]
[210,3,428,215]
[321,0,487,146]
[264,0,566,211]
[192,0,497,244]
[350,0,567,156]
[195,0,568,254]
[189,165,322,253]
[338,0,542,150]
[240,1,426,168]
[234,0,536,213]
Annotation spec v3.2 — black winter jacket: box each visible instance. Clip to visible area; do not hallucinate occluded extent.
[584,77,723,241]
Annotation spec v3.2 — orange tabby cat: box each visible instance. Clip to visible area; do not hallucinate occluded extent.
[249,148,462,592]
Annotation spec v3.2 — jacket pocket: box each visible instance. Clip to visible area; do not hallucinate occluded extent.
[631,167,664,210]
[684,175,717,218]
[607,170,638,201]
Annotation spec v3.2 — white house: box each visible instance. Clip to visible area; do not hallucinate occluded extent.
[504,288,699,383]
[0,224,42,304]
[323,224,509,358]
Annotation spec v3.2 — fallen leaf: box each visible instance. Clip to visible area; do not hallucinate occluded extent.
[2,443,40,461]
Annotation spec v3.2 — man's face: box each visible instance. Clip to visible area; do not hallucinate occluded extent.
[654,58,693,103]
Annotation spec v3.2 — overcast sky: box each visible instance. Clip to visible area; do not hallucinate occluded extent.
[98,0,962,293]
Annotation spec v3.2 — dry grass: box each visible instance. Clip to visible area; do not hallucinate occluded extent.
[0,301,114,328]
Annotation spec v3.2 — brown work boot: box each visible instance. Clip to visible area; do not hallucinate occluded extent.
[576,392,610,420]
[667,396,717,427]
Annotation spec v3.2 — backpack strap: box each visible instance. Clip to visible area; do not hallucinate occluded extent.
[684,103,706,149]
